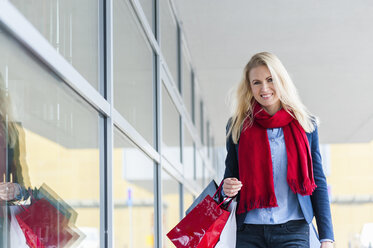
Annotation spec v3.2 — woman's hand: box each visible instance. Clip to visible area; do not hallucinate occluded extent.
[321,241,334,248]
[223,177,242,197]
[0,182,20,201]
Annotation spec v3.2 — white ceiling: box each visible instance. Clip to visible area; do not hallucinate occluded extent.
[174,0,373,146]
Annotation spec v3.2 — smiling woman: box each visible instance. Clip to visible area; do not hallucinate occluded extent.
[223,52,335,248]
[249,65,281,116]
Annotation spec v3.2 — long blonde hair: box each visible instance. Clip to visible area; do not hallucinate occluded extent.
[227,52,318,143]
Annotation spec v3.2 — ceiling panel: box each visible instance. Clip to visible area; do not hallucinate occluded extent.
[174,0,373,145]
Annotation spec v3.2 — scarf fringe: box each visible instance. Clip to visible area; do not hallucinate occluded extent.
[287,178,317,196]
[237,195,278,215]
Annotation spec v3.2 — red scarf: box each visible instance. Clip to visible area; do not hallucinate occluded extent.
[237,104,317,214]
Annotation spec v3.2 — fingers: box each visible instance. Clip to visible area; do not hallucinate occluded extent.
[223,177,242,197]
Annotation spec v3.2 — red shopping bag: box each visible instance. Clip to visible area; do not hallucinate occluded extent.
[16,198,75,248]
[167,193,231,248]
[15,184,82,248]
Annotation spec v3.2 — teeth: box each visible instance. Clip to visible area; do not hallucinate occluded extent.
[261,94,272,98]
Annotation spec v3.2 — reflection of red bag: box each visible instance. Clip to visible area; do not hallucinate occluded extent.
[16,198,75,248]
[167,194,231,248]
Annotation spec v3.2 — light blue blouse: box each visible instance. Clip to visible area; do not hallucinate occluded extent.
[243,127,304,224]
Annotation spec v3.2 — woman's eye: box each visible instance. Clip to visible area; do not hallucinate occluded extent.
[253,81,260,85]
[267,78,273,82]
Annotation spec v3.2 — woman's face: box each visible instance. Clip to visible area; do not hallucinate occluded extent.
[249,65,281,115]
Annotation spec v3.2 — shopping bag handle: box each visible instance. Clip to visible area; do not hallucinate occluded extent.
[213,180,235,209]
[14,188,35,212]
[217,197,233,209]
[213,180,225,199]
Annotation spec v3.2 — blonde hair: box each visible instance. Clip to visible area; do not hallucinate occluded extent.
[227,52,318,143]
[0,73,19,148]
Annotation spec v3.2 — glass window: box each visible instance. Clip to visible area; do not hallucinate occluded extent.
[195,96,201,140]
[184,125,194,181]
[113,128,155,248]
[200,101,205,144]
[182,49,192,118]
[204,164,213,187]
[183,188,195,218]
[162,169,180,247]
[139,0,154,30]
[162,84,180,165]
[160,0,178,84]
[10,0,100,90]
[0,27,100,246]
[215,146,226,181]
[210,137,215,163]
[113,0,154,147]
[196,152,203,186]
[191,76,195,124]
[206,121,210,158]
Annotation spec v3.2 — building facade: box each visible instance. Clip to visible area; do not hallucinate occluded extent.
[0,0,224,247]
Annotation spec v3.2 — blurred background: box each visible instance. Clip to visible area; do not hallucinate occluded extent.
[0,0,372,247]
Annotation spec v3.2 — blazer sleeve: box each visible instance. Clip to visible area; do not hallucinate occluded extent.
[223,118,239,179]
[309,125,335,241]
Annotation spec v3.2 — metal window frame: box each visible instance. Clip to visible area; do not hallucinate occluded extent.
[154,0,162,247]
[100,0,110,247]
[0,0,218,246]
[103,0,114,246]
[131,0,215,177]
[0,2,110,117]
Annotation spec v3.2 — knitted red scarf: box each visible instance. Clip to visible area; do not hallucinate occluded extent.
[237,104,317,215]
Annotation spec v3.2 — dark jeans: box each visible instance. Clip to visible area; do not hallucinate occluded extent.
[236,219,310,248]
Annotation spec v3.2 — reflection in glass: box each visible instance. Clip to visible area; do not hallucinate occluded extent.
[113,128,155,248]
[160,0,178,83]
[184,125,194,181]
[162,84,180,165]
[182,50,192,117]
[200,101,205,145]
[10,0,100,90]
[0,27,100,246]
[196,153,203,187]
[138,0,154,30]
[113,0,154,147]
[183,189,195,218]
[204,164,212,188]
[162,169,180,247]
[195,96,201,141]
[206,122,210,158]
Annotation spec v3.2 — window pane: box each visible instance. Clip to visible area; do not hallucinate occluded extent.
[139,0,153,30]
[206,121,210,157]
[184,125,194,181]
[113,0,154,147]
[195,96,201,140]
[113,128,155,248]
[183,188,195,218]
[204,164,212,188]
[162,170,180,247]
[182,51,192,117]
[0,27,100,246]
[162,84,180,164]
[196,152,203,186]
[160,0,178,84]
[10,0,100,90]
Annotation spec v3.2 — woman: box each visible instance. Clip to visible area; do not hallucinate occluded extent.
[0,73,29,202]
[0,73,30,245]
[223,52,334,247]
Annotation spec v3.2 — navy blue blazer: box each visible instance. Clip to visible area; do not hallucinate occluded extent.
[224,119,335,241]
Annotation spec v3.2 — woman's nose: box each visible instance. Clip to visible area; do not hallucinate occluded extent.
[261,82,269,91]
